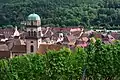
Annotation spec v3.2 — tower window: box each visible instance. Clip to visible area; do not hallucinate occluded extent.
[30,29,33,36]
[30,45,34,53]
[31,41,33,43]
[28,31,30,36]
[31,31,34,36]
[39,31,41,36]
[34,31,37,36]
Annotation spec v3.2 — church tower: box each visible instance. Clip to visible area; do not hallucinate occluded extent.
[25,13,42,53]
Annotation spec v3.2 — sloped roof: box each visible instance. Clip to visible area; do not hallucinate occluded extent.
[93,32,102,38]
[0,34,5,39]
[0,44,9,51]
[3,28,14,38]
[37,44,63,54]
[111,32,120,40]
[13,39,25,45]
[6,39,26,50]
[81,37,89,42]
[0,51,10,58]
[11,45,26,53]
[63,36,69,43]
[67,35,77,43]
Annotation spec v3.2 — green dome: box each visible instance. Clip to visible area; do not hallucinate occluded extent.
[28,13,40,21]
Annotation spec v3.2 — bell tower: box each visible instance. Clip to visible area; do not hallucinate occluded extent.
[25,13,42,53]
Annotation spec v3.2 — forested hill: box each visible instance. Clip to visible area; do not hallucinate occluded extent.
[1,0,120,29]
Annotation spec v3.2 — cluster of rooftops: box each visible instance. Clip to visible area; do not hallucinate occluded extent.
[0,26,119,57]
[0,13,120,58]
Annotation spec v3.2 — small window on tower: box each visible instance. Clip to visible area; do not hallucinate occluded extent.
[31,31,34,36]
[28,31,30,36]
[39,31,41,36]
[30,45,34,53]
[31,41,33,43]
[34,31,37,36]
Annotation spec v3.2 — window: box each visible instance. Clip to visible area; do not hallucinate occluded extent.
[39,31,41,36]
[31,41,33,43]
[28,31,30,36]
[30,45,34,52]
[31,31,34,36]
[30,29,33,36]
[34,31,37,36]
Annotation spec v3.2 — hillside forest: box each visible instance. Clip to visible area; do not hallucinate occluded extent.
[0,0,120,29]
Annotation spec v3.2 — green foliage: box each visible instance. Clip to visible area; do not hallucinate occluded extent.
[86,40,120,80]
[1,40,120,79]
[0,47,86,80]
[1,0,120,29]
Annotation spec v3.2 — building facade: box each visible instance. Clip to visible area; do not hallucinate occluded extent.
[25,13,42,53]
[0,13,118,58]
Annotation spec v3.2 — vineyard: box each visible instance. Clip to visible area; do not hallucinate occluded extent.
[0,39,120,80]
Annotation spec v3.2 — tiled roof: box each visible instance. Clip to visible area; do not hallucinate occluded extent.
[63,36,69,43]
[37,44,63,54]
[93,32,102,38]
[0,34,5,39]
[81,37,89,42]
[0,44,9,51]
[11,45,26,53]
[0,51,10,58]
[111,32,120,40]
[13,39,26,45]
[67,35,77,43]
[0,28,23,39]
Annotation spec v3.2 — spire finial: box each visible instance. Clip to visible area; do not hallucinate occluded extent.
[13,26,20,37]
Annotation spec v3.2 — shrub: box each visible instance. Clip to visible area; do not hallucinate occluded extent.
[1,40,120,80]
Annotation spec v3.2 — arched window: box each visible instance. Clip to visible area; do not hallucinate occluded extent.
[34,31,37,36]
[30,45,34,52]
[28,31,30,36]
[39,31,41,36]
[31,31,34,36]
